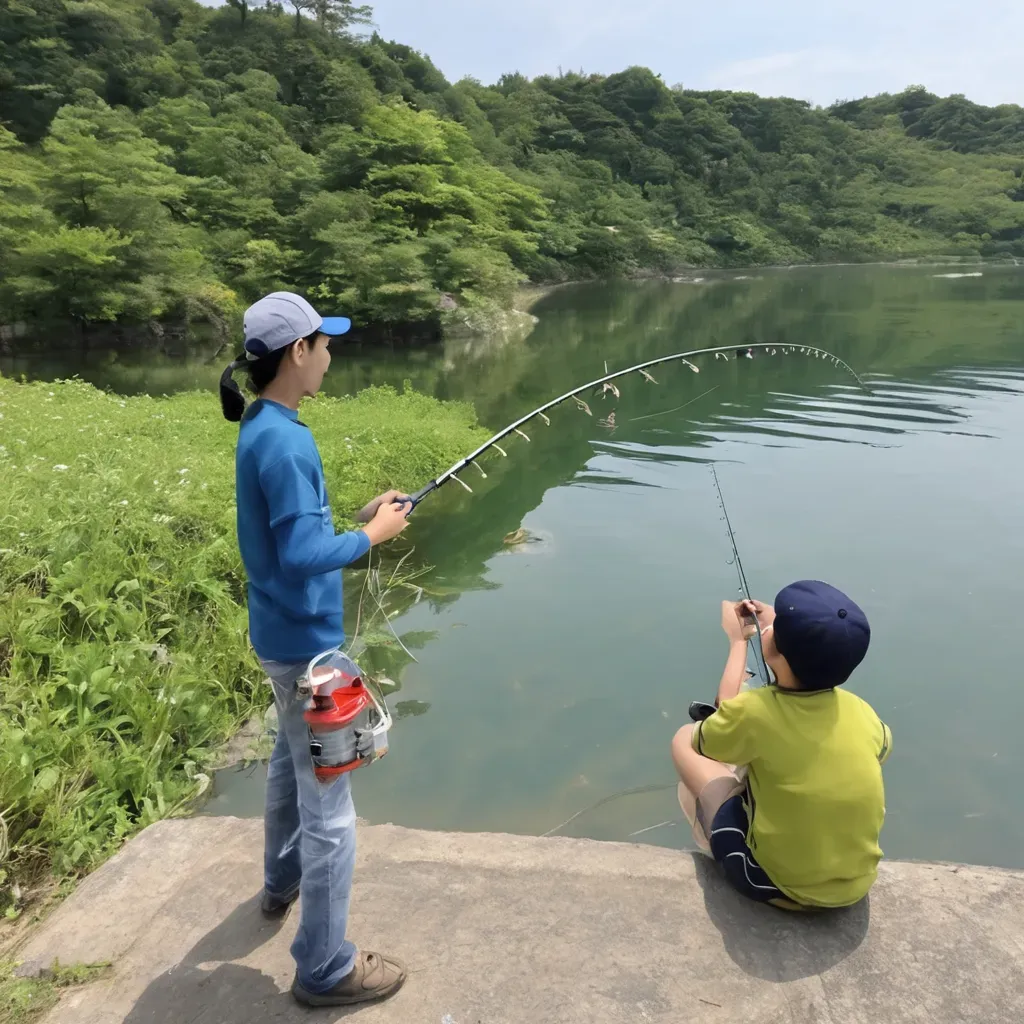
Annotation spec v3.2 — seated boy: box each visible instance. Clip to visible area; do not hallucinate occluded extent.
[671,580,892,910]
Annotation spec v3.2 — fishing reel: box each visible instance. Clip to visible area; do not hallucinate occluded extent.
[301,649,392,781]
[688,667,759,722]
[688,701,717,723]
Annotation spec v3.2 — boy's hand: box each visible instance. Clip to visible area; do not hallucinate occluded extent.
[743,599,776,630]
[721,600,751,644]
[722,600,773,643]
[362,500,410,545]
[356,489,410,524]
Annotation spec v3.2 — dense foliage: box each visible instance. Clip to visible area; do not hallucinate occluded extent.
[1,0,1023,333]
[0,375,486,905]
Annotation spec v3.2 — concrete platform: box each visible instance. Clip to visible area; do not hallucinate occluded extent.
[16,817,1024,1023]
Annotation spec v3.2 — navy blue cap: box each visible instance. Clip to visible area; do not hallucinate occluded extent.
[772,581,870,690]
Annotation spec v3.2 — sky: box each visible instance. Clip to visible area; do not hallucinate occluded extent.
[353,0,1022,107]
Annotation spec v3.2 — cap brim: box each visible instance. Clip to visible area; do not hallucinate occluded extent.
[319,316,352,336]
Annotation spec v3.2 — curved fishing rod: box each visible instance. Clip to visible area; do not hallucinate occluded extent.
[408,341,865,507]
[711,464,771,686]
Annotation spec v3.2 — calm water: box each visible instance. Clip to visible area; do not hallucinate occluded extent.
[12,265,1024,868]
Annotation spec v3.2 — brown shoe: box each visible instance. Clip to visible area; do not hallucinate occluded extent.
[291,951,407,1007]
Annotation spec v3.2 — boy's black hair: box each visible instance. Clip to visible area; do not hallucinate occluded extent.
[219,330,322,423]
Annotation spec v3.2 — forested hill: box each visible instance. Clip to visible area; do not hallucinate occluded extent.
[2,0,1023,336]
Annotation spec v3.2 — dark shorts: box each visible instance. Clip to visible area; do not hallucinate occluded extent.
[708,795,786,904]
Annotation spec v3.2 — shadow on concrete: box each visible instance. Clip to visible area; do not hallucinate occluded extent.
[123,892,360,1024]
[690,854,870,982]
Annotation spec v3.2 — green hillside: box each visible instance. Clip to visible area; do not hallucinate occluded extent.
[1,0,1022,335]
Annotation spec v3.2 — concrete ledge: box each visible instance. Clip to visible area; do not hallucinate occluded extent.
[17,817,1024,1023]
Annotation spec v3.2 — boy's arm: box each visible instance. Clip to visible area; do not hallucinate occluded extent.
[716,599,762,705]
[259,452,372,581]
[716,639,751,706]
[273,514,370,579]
[693,601,764,765]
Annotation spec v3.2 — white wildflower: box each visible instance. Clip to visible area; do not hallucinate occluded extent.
[52,464,69,472]
[119,500,129,506]
[178,468,189,475]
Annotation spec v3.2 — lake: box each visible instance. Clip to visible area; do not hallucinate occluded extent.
[9,264,1024,869]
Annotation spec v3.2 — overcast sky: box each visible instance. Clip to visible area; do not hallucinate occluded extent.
[206,1,1021,106]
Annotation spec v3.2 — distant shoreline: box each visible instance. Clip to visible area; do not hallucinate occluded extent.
[4,256,1018,360]
[512,254,1018,313]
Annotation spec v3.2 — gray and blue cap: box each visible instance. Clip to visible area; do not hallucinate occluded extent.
[242,291,351,359]
[219,292,351,422]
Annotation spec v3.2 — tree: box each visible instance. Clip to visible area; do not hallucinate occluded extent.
[286,0,369,34]
[226,0,249,29]
[42,100,186,232]
[0,129,55,313]
[315,0,373,34]
[287,0,317,32]
[6,99,225,325]
[8,225,133,323]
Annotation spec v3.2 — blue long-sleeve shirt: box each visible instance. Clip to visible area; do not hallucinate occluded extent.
[235,399,370,663]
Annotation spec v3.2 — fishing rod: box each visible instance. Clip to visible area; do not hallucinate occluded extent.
[406,341,865,508]
[710,464,771,686]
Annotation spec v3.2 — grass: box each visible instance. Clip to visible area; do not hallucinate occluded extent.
[0,375,487,913]
[0,960,110,1024]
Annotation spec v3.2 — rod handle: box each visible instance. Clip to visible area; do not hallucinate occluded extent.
[408,481,438,510]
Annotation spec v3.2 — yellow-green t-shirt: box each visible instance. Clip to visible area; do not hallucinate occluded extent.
[692,685,892,907]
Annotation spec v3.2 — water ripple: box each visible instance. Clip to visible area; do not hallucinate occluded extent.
[605,364,1023,456]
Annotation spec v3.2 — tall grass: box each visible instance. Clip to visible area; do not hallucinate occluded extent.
[0,377,486,910]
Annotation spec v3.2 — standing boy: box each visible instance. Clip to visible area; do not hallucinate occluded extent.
[221,291,410,1006]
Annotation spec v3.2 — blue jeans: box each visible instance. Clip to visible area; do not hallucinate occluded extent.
[262,657,358,993]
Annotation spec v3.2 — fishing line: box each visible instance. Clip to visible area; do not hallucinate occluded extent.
[710,464,771,686]
[627,384,720,422]
[540,783,677,837]
[406,342,865,508]
[628,820,678,837]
